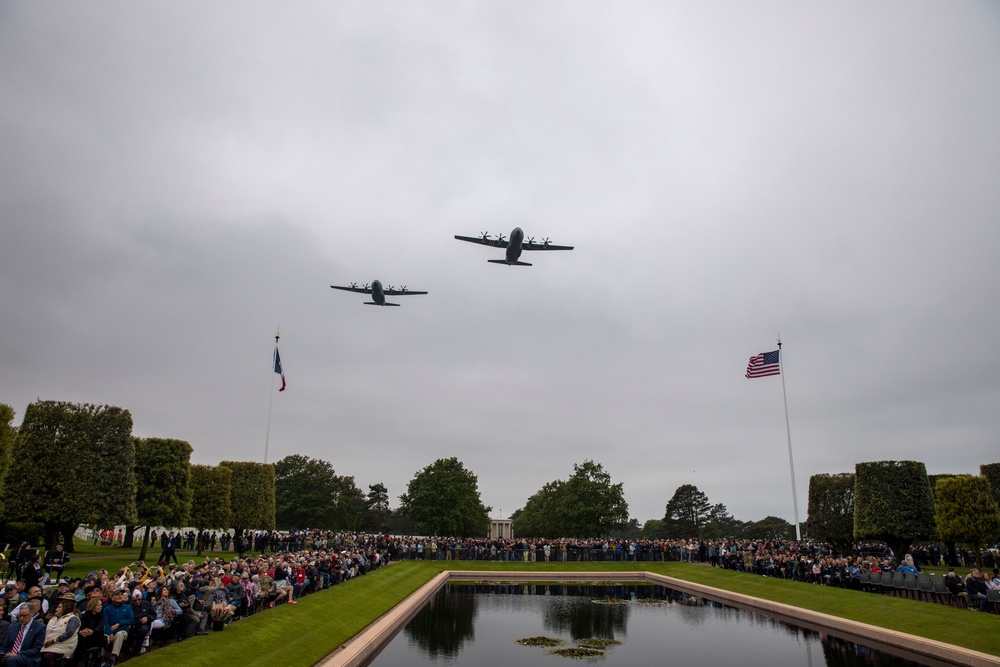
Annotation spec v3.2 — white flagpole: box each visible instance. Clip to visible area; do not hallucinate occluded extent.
[778,337,801,540]
[264,329,279,463]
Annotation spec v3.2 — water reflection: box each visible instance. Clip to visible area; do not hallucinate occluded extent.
[402,586,478,657]
[821,634,921,667]
[540,591,627,639]
[379,585,932,667]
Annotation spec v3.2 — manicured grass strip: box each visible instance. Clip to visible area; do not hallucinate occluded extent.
[133,562,434,667]
[656,563,999,657]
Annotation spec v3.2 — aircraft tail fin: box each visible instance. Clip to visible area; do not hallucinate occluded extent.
[365,301,400,306]
[488,259,532,266]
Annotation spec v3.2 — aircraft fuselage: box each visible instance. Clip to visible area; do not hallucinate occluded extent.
[506,227,525,264]
[371,280,386,305]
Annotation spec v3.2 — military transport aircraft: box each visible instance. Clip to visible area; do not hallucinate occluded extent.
[330,280,427,306]
[454,227,573,266]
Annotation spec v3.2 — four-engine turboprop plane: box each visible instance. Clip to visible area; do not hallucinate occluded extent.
[454,227,573,266]
[330,280,427,306]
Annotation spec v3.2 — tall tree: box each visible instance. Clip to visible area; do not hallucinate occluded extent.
[3,400,136,550]
[641,519,663,540]
[611,518,642,540]
[514,461,628,538]
[219,461,275,534]
[934,475,1000,567]
[854,460,936,560]
[662,484,711,538]
[386,508,415,535]
[334,476,366,530]
[274,455,362,530]
[744,516,795,540]
[398,457,490,537]
[189,465,232,555]
[560,460,629,537]
[514,480,566,538]
[134,438,193,561]
[926,473,958,552]
[0,404,15,515]
[805,473,855,553]
[980,463,1000,508]
[365,483,391,532]
[704,503,745,538]
[927,474,958,505]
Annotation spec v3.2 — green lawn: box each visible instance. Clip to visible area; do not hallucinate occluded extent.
[121,560,999,666]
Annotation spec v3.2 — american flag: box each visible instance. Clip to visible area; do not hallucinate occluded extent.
[746,350,780,378]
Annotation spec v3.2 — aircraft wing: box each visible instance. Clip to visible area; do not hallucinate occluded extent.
[383,288,428,296]
[330,285,372,294]
[454,235,510,248]
[521,241,573,251]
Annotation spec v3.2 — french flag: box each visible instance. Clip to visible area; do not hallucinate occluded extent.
[274,347,286,391]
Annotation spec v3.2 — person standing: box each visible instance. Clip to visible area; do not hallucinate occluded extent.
[157,534,177,566]
[6,544,28,582]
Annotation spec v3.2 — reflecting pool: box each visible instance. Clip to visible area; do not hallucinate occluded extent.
[369,584,937,666]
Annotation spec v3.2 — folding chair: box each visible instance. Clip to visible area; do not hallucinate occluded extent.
[929,573,956,607]
[915,572,934,603]
[987,589,1000,614]
[892,572,908,598]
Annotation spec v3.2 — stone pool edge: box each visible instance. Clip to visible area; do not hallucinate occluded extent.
[315,570,1000,667]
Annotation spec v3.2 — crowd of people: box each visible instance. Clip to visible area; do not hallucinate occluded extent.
[693,538,1000,608]
[363,534,1000,611]
[0,531,393,666]
[0,530,996,665]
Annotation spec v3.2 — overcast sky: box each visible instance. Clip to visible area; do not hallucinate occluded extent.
[2,2,998,528]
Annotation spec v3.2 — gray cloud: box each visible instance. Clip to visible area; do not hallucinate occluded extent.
[2,1,999,526]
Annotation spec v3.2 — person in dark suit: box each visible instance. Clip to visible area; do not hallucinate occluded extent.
[156,534,177,566]
[19,556,41,592]
[41,546,69,584]
[0,603,46,666]
[5,545,28,582]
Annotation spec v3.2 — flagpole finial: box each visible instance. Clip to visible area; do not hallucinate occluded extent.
[777,335,782,349]
[275,328,281,343]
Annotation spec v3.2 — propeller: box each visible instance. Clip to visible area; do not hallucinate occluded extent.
[362,283,370,290]
[542,237,551,247]
[388,285,395,291]
[496,233,506,244]
[400,285,408,292]
[526,237,535,245]
[480,231,491,241]
[350,282,358,288]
